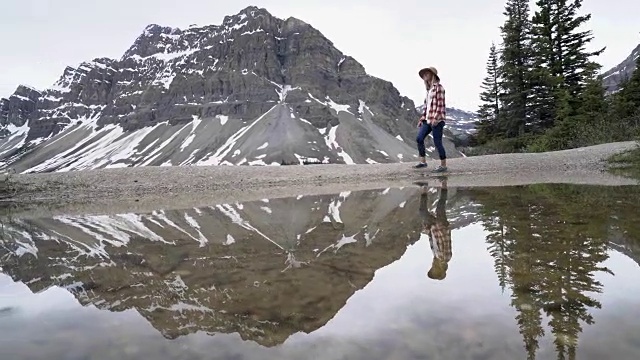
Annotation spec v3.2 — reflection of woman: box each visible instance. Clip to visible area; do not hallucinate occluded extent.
[418,180,451,280]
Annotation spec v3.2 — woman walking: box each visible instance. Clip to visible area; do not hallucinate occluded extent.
[415,66,447,172]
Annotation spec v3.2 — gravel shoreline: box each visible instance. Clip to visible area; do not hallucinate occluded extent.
[5,141,639,217]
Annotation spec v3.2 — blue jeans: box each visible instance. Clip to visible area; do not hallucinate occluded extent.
[416,121,446,160]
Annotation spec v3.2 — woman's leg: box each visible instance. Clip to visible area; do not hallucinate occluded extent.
[415,123,432,166]
[432,121,447,168]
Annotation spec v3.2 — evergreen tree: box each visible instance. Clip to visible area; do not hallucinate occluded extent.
[577,74,608,117]
[498,0,534,138]
[528,76,607,152]
[530,0,605,126]
[477,42,501,141]
[573,75,609,143]
[529,0,560,131]
[554,0,605,100]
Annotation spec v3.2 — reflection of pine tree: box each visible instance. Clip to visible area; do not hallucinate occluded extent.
[513,293,544,360]
[473,185,613,360]
[506,196,547,360]
[485,216,509,292]
[539,223,610,360]
[477,191,546,359]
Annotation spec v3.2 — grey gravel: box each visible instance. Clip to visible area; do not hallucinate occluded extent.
[7,141,639,218]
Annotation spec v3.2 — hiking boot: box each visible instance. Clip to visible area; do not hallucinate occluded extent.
[413,162,428,169]
[431,166,447,173]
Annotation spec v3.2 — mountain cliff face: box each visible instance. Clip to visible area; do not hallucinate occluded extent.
[0,6,461,173]
[0,187,477,346]
[602,43,640,93]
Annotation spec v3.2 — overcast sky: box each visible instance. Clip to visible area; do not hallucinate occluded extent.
[1,0,638,111]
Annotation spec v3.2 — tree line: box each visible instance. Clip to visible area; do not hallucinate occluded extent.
[474,0,640,153]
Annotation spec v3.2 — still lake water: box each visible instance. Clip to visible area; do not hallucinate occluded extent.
[1,183,639,360]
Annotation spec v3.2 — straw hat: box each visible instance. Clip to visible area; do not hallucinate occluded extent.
[418,66,440,80]
[427,258,448,280]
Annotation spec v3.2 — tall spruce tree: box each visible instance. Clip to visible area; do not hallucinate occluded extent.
[530,0,605,127]
[529,0,559,131]
[477,42,501,141]
[498,0,534,138]
[554,0,604,99]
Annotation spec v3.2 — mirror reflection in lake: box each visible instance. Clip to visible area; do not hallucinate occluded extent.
[1,182,639,360]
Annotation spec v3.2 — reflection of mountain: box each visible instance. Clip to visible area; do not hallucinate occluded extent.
[469,185,640,360]
[0,186,473,346]
[4,183,636,353]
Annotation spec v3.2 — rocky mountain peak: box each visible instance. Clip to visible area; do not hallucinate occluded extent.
[13,85,41,100]
[124,6,284,61]
[0,86,41,137]
[227,5,273,22]
[282,16,311,32]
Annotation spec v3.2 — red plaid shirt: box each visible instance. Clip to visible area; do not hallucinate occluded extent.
[422,82,446,125]
[428,222,452,262]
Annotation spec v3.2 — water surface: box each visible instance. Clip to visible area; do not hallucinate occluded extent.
[1,183,639,359]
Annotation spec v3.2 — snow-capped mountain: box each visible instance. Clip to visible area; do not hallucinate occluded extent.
[0,6,462,173]
[0,186,477,345]
[602,43,640,93]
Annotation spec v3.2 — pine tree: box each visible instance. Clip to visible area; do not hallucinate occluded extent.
[530,0,605,127]
[554,0,605,99]
[578,73,608,117]
[529,0,559,131]
[477,43,501,142]
[574,75,609,144]
[498,0,534,138]
[528,76,607,152]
